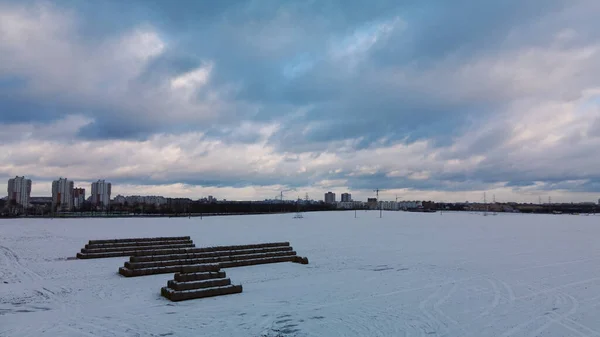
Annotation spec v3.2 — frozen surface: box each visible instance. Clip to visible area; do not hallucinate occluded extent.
[2,211,600,336]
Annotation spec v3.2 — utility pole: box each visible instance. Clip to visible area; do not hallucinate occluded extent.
[484,192,488,216]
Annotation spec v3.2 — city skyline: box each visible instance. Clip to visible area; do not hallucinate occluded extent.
[2,1,600,203]
[5,176,598,205]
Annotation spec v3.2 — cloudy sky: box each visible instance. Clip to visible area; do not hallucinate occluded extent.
[1,0,600,203]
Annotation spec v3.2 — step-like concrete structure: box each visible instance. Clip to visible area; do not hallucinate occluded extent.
[129,246,294,263]
[76,236,195,259]
[119,263,221,277]
[85,240,194,249]
[124,250,297,270]
[119,255,308,277]
[161,268,243,302]
[89,236,191,245]
[81,242,195,254]
[114,241,308,277]
[122,242,291,258]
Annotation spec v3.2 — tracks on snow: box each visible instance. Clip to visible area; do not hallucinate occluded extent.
[0,245,63,316]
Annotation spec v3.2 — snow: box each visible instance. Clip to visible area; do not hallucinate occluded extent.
[2,211,600,336]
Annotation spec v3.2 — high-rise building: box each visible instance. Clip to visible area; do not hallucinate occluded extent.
[324,192,336,204]
[91,180,112,209]
[341,193,352,202]
[7,176,32,207]
[52,178,74,211]
[73,188,86,209]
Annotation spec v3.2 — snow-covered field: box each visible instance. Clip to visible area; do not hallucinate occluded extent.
[2,211,600,337]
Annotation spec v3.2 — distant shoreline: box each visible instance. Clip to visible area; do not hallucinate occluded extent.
[0,211,307,219]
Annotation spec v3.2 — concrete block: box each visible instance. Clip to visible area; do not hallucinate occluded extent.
[167,278,231,291]
[162,284,243,302]
[187,242,289,254]
[174,271,226,282]
[81,243,195,254]
[77,251,133,259]
[218,255,297,268]
[180,264,220,274]
[85,239,194,249]
[89,236,191,245]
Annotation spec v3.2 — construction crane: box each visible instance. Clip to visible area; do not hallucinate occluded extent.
[373,189,385,201]
[373,189,385,218]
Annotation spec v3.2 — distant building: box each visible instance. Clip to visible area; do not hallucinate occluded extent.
[113,195,167,206]
[73,188,86,209]
[168,198,193,208]
[397,200,423,210]
[30,197,52,206]
[324,192,336,204]
[208,195,216,203]
[91,180,112,209]
[379,201,399,210]
[337,201,364,209]
[341,193,352,202]
[52,178,74,211]
[7,176,32,207]
[113,195,126,205]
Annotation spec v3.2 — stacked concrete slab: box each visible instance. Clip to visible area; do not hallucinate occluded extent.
[161,270,243,301]
[118,242,309,277]
[76,236,195,259]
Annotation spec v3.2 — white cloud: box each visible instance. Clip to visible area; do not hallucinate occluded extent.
[329,17,403,70]
[170,64,213,92]
[0,2,232,130]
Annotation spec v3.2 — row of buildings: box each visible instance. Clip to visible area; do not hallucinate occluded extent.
[7,176,111,211]
[324,192,352,203]
[323,191,426,210]
[335,200,425,210]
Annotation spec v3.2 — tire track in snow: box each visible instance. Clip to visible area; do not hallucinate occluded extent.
[0,246,41,283]
[533,288,600,337]
[418,283,457,336]
[496,281,560,337]
[527,291,584,337]
[475,279,501,319]
[0,245,61,315]
[497,282,587,337]
[500,279,516,304]
[433,282,463,331]
[440,278,513,337]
